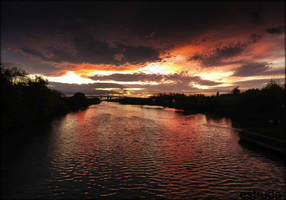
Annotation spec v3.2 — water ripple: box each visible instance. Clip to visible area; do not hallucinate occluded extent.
[2,102,285,199]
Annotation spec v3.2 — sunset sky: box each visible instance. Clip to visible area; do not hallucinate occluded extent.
[1,1,285,96]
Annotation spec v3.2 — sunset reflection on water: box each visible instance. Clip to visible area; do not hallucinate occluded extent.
[2,102,285,199]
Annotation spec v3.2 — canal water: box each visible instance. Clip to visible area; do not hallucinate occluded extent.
[1,102,285,199]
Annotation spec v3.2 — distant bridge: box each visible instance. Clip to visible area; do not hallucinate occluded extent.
[94,96,122,101]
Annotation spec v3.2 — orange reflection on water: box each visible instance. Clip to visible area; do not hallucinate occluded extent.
[75,109,88,124]
[50,103,241,196]
[150,112,237,192]
[73,108,99,178]
[49,107,101,181]
[21,102,284,199]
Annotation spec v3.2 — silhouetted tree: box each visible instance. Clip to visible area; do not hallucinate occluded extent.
[68,92,89,110]
[0,65,100,134]
[231,86,240,95]
[260,80,284,124]
[116,80,285,128]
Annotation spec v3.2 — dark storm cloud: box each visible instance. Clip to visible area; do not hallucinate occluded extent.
[20,48,47,61]
[260,68,285,76]
[190,43,247,67]
[3,1,284,67]
[19,35,160,65]
[234,62,285,77]
[1,49,60,76]
[120,45,161,64]
[122,1,281,48]
[72,36,119,64]
[249,11,263,25]
[90,73,221,86]
[2,1,285,95]
[233,62,269,77]
[266,26,284,34]
[189,35,261,67]
[72,35,161,65]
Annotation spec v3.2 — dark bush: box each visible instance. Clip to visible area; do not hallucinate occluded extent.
[0,65,100,134]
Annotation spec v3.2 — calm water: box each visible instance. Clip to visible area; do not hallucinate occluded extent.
[1,102,285,199]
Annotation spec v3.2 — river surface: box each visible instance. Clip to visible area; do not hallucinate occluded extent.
[1,102,285,199]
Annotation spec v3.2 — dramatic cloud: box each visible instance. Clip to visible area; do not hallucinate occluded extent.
[90,73,221,86]
[266,26,284,34]
[233,62,270,77]
[189,35,260,67]
[260,68,285,76]
[233,62,285,77]
[2,1,285,95]
[19,36,161,65]
[73,35,161,65]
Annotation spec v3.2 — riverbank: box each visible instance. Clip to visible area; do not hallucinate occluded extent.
[238,129,286,155]
[190,111,286,154]
[110,81,285,143]
[0,97,100,136]
[109,90,285,154]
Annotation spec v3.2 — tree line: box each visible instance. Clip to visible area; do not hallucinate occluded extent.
[0,65,100,134]
[114,81,285,126]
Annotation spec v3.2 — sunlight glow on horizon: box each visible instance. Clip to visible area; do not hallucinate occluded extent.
[47,71,96,84]
[197,71,234,81]
[31,49,284,96]
[95,88,143,91]
[191,83,211,90]
[139,63,178,74]
[92,80,160,85]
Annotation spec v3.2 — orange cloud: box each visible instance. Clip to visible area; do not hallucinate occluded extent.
[50,62,143,77]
